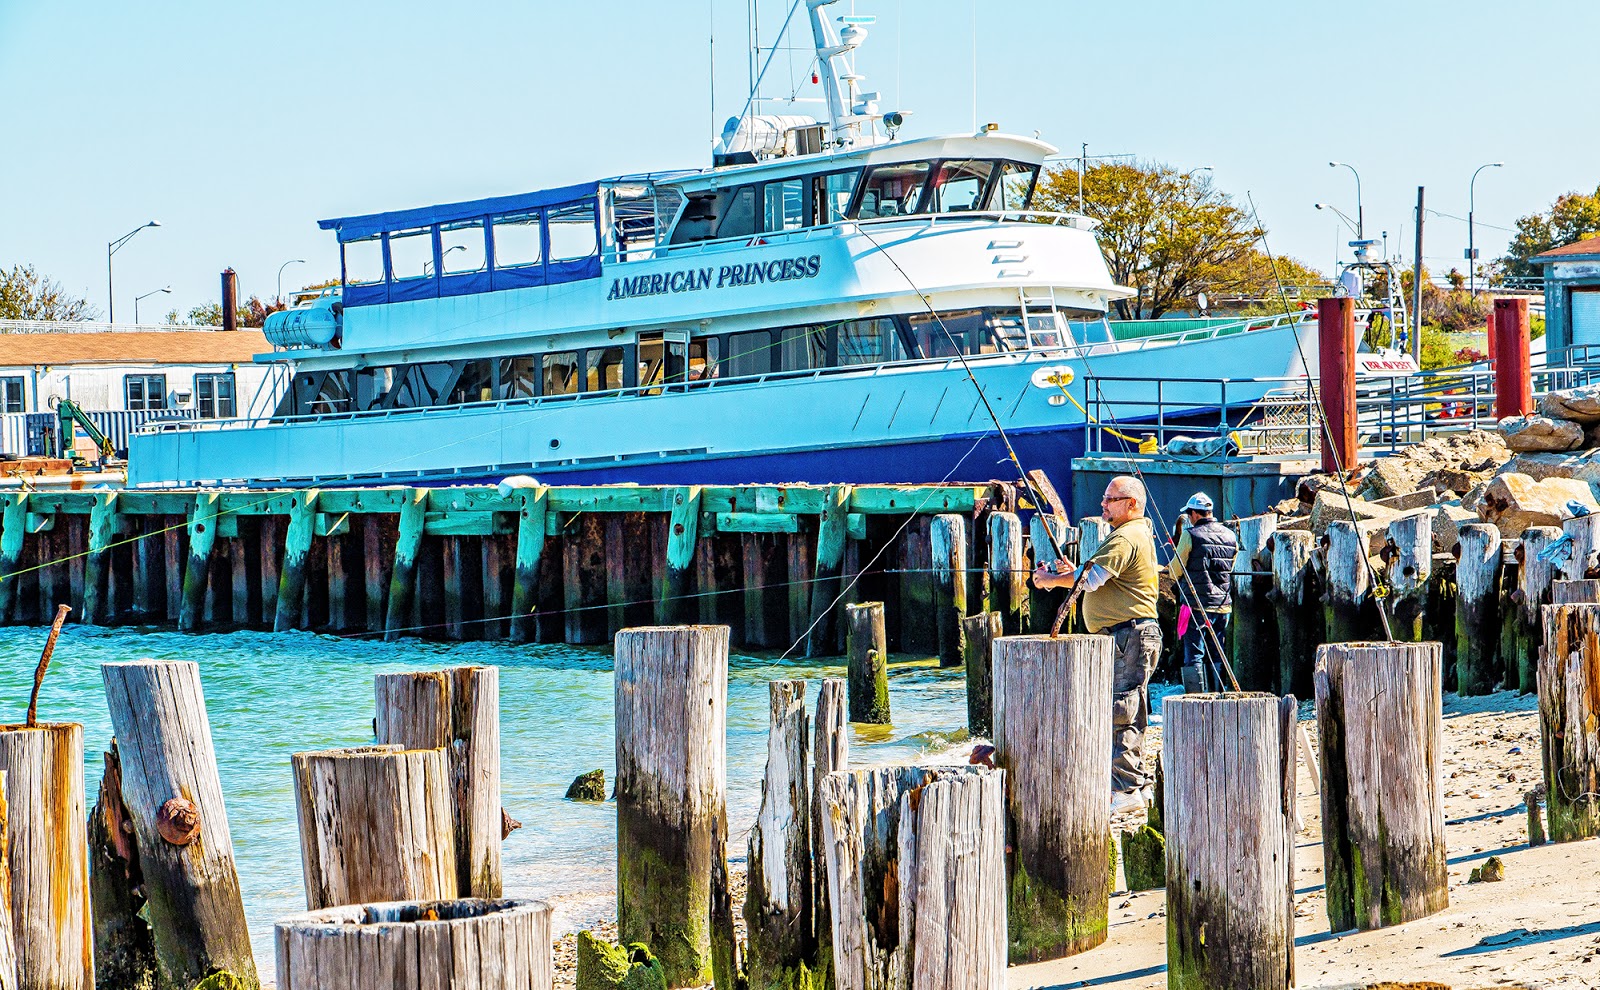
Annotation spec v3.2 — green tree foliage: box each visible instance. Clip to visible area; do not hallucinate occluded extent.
[166,295,285,328]
[0,264,97,321]
[1502,184,1600,278]
[1032,161,1325,318]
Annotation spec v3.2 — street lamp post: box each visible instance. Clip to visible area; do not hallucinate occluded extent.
[1468,162,1504,297]
[1328,161,1363,240]
[277,259,307,304]
[107,221,160,323]
[134,287,172,325]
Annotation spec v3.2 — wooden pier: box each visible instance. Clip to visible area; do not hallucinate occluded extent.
[0,482,1041,653]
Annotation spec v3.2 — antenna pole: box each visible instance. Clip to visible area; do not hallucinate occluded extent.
[1079,143,1087,213]
[1413,186,1426,363]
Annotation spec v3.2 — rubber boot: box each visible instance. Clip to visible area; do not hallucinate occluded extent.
[1181,664,1208,694]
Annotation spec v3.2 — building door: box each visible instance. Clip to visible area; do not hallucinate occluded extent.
[1571,288,1600,350]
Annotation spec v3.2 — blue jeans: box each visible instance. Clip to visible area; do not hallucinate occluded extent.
[1183,610,1230,670]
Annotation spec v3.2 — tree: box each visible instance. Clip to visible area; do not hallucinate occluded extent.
[1501,184,1600,278]
[0,264,98,321]
[166,295,286,328]
[1031,161,1319,318]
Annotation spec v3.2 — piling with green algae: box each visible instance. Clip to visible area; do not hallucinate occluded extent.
[743,681,812,990]
[1270,529,1321,697]
[577,932,668,990]
[1537,603,1600,842]
[1313,642,1448,933]
[1163,694,1296,990]
[614,625,729,988]
[1323,520,1375,646]
[1454,523,1503,695]
[1229,514,1277,691]
[1515,527,1561,694]
[1383,512,1432,643]
[992,634,1114,962]
[843,603,890,724]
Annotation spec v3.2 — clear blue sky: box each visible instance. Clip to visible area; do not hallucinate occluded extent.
[3,0,1598,321]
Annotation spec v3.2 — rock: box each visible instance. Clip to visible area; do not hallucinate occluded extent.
[1498,415,1585,453]
[1477,472,1599,536]
[1372,489,1439,511]
[1270,497,1302,516]
[1527,789,1547,847]
[1277,515,1311,532]
[1538,383,1600,424]
[1479,855,1505,882]
[566,769,607,802]
[1461,482,1489,512]
[1503,450,1600,483]
[1420,466,1495,495]
[1432,503,1478,554]
[1119,825,1166,892]
[1468,866,1482,883]
[1352,429,1509,499]
[576,932,667,990]
[1309,489,1399,539]
[1358,457,1422,501]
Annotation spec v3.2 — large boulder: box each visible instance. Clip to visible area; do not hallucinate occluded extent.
[1308,488,1398,539]
[1432,503,1479,554]
[1503,450,1600,483]
[1353,430,1509,499]
[1498,415,1585,453]
[1477,472,1599,536]
[1538,384,1600,424]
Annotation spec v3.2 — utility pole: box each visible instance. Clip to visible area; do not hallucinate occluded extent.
[1413,186,1425,364]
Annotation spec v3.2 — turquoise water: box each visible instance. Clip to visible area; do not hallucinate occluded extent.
[0,625,972,972]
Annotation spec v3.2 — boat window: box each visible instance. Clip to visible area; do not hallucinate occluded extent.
[817,170,860,224]
[689,337,719,381]
[777,326,827,371]
[764,179,807,232]
[585,346,626,391]
[837,318,908,365]
[390,362,459,409]
[716,187,758,239]
[496,357,538,399]
[451,360,495,404]
[353,366,396,409]
[909,309,987,357]
[999,161,1039,211]
[549,203,599,261]
[669,192,721,244]
[343,236,385,286]
[724,330,773,377]
[852,162,931,219]
[636,332,687,394]
[493,213,543,269]
[929,160,995,213]
[440,220,487,274]
[389,227,434,281]
[542,352,580,396]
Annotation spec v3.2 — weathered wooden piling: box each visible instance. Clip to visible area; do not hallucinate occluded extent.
[805,486,852,657]
[275,898,554,990]
[291,744,457,911]
[374,667,503,897]
[1385,512,1433,642]
[1515,527,1560,694]
[179,493,220,632]
[0,494,27,622]
[614,625,729,988]
[102,659,257,989]
[963,611,1002,738]
[384,489,427,640]
[1164,695,1296,990]
[509,487,549,642]
[1552,578,1600,605]
[1537,603,1600,841]
[1323,519,1372,644]
[1271,529,1319,696]
[811,679,847,964]
[1561,511,1600,583]
[1314,642,1448,931]
[1027,513,1070,636]
[1455,523,1503,695]
[844,602,890,724]
[89,741,156,990]
[930,514,968,668]
[81,491,117,626]
[992,634,1113,962]
[744,681,812,989]
[0,722,91,990]
[988,511,1027,635]
[1230,514,1277,691]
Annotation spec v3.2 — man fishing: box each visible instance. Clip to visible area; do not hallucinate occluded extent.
[1032,475,1160,813]
[1167,491,1238,694]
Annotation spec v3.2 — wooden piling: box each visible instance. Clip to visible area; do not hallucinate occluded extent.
[931,514,968,668]
[0,722,91,990]
[992,634,1114,961]
[291,745,457,910]
[275,491,318,633]
[963,611,1002,738]
[897,516,936,654]
[844,602,890,724]
[1027,513,1070,636]
[362,514,388,634]
[744,680,812,989]
[1078,517,1110,561]
[805,485,852,657]
[507,487,548,643]
[786,526,815,648]
[988,511,1027,635]
[81,492,117,626]
[384,489,427,641]
[1230,514,1277,691]
[88,742,155,990]
[1552,578,1600,605]
[1323,519,1372,644]
[564,513,608,645]
[257,515,280,627]
[0,493,26,623]
[1163,695,1296,990]
[1455,523,1502,696]
[1384,512,1432,642]
[658,487,701,625]
[374,667,503,897]
[614,625,729,988]
[811,678,847,963]
[102,659,256,989]
[1537,603,1600,841]
[1314,642,1448,931]
[1271,529,1319,697]
[1515,527,1560,694]
[1560,511,1600,582]
[179,493,220,632]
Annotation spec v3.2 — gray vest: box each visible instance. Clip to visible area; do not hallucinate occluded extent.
[1181,519,1237,611]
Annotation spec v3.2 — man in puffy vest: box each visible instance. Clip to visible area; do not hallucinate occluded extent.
[1167,492,1237,693]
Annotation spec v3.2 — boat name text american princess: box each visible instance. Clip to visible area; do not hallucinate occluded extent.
[605,254,823,301]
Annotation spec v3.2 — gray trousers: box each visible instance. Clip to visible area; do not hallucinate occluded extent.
[1111,618,1162,792]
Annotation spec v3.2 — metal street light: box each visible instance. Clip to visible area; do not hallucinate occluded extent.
[1328,161,1364,240]
[134,287,172,325]
[1468,161,1505,296]
[277,259,307,304]
[1314,202,1360,237]
[107,221,160,323]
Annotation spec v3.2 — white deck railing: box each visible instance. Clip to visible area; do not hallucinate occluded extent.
[0,319,225,334]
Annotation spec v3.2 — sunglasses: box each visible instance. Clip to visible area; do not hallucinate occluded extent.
[1101,496,1133,505]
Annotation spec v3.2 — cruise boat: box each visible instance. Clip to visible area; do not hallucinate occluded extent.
[129,1,1316,494]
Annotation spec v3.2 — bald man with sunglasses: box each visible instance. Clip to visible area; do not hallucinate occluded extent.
[1033,475,1161,814]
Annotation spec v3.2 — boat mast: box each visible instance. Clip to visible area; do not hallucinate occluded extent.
[806,0,875,146]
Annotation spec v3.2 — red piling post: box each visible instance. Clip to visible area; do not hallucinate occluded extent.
[1494,297,1532,419]
[1318,296,1357,474]
[1486,314,1496,362]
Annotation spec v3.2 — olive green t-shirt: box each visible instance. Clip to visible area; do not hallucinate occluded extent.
[1082,515,1160,633]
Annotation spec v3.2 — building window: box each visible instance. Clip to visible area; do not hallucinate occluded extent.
[0,377,23,413]
[194,373,236,418]
[125,374,168,411]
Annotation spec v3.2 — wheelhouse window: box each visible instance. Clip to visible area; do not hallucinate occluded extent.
[440,220,488,274]
[124,374,167,411]
[343,236,384,285]
[852,162,931,218]
[636,332,686,392]
[999,161,1039,211]
[764,179,807,232]
[717,187,758,239]
[549,203,599,261]
[493,213,543,268]
[837,319,908,365]
[194,373,236,418]
[542,352,580,396]
[0,376,23,413]
[929,160,995,213]
[388,227,434,280]
[451,360,494,404]
[817,170,860,224]
[909,310,990,358]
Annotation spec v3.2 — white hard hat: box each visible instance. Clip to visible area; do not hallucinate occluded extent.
[1183,492,1214,513]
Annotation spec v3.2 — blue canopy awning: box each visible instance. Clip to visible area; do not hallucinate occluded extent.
[318,181,601,243]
